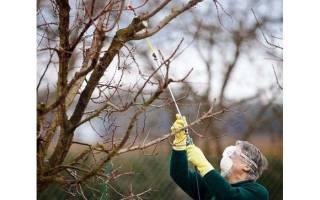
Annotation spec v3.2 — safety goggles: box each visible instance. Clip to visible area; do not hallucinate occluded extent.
[223,145,258,171]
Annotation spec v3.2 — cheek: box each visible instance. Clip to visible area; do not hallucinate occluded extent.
[231,159,243,171]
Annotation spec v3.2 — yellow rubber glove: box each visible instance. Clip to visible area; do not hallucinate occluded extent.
[187,145,214,177]
[171,114,187,151]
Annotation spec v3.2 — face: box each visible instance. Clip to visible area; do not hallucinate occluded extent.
[220,145,250,178]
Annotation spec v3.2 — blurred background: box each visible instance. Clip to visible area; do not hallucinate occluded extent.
[37,0,282,199]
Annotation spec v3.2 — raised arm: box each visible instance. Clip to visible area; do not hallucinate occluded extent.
[169,114,207,199]
[170,149,207,199]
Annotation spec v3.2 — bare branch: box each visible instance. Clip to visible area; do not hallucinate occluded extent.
[272,64,283,90]
[140,0,171,20]
[117,107,227,154]
[134,0,204,40]
[251,8,283,50]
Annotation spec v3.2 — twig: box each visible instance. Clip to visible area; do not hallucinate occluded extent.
[272,64,283,90]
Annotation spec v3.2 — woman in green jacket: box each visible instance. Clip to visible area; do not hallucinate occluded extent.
[170,114,269,200]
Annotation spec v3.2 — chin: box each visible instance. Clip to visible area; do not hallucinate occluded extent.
[220,171,229,178]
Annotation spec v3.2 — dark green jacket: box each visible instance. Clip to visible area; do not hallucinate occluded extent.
[170,150,269,200]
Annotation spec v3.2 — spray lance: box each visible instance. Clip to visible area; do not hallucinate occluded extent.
[145,39,194,146]
[126,2,194,145]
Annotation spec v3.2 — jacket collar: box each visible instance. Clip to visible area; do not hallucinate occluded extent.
[231,179,254,186]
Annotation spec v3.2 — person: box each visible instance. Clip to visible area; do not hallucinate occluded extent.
[170,114,269,200]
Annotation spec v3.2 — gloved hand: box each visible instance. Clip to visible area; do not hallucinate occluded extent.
[187,144,214,177]
[171,114,187,151]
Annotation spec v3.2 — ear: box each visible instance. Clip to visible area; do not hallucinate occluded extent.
[242,164,251,173]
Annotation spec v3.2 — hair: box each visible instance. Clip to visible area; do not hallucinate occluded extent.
[236,140,268,181]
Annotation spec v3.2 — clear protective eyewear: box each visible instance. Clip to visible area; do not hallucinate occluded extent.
[223,146,258,172]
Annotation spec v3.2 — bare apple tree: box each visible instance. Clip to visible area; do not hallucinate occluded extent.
[37,0,228,198]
